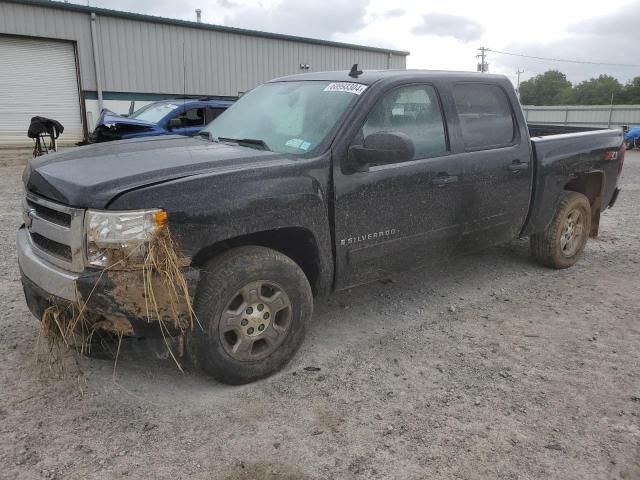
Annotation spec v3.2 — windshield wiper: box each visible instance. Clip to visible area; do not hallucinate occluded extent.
[217,137,271,151]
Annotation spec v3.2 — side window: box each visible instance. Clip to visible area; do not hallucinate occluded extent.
[176,108,205,127]
[206,107,225,123]
[452,84,516,150]
[360,85,448,160]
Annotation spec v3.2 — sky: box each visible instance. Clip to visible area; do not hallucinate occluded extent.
[76,0,640,86]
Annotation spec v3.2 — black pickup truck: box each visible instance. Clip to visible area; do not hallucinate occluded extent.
[18,69,624,384]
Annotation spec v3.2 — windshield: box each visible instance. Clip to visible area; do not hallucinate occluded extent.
[203,81,363,154]
[130,102,180,123]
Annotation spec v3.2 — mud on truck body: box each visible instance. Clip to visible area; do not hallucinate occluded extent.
[18,68,624,384]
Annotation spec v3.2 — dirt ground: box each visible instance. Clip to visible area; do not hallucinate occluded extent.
[0,150,638,480]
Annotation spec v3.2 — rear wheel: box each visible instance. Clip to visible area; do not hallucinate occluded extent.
[530,191,591,269]
[187,246,312,384]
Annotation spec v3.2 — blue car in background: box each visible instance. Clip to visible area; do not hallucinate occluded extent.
[625,126,640,150]
[89,98,234,143]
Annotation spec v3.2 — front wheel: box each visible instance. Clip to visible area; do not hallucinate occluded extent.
[187,246,312,384]
[530,191,592,269]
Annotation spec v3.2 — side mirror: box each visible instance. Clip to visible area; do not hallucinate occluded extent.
[167,118,183,130]
[348,132,415,172]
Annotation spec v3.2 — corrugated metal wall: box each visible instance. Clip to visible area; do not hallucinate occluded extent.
[522,105,640,128]
[0,36,84,145]
[0,1,406,98]
[0,2,97,90]
[95,15,405,96]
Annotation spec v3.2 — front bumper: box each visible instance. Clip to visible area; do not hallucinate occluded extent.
[18,227,199,336]
[18,227,78,301]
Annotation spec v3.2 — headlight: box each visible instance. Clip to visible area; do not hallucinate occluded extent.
[85,209,168,268]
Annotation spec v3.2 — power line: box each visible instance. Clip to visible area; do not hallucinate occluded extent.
[487,48,640,68]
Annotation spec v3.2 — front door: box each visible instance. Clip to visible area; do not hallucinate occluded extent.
[332,83,465,289]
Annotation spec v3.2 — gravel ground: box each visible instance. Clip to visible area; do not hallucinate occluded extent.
[0,150,638,480]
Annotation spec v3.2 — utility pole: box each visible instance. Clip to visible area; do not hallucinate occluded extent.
[477,47,488,73]
[516,69,524,100]
[607,91,615,128]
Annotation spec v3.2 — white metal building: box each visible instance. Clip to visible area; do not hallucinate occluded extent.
[0,0,409,146]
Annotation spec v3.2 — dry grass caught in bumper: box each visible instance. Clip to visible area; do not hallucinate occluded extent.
[37,226,196,373]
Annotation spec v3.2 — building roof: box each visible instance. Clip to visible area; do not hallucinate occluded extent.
[8,0,410,56]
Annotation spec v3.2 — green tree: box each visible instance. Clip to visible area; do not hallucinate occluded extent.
[519,70,572,105]
[570,75,623,105]
[620,77,640,104]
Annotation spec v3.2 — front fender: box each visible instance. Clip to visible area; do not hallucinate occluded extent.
[108,156,334,292]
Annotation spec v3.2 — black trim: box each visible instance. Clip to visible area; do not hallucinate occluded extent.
[608,187,621,208]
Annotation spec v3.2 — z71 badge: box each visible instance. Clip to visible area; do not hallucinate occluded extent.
[340,228,398,246]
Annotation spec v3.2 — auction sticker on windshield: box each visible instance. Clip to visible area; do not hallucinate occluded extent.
[324,82,368,95]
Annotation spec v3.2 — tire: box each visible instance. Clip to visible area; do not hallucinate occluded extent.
[530,191,592,269]
[187,246,312,385]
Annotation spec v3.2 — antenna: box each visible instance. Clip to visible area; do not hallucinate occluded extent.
[349,63,363,78]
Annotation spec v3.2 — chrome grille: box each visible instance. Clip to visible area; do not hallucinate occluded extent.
[23,193,85,272]
[25,198,71,227]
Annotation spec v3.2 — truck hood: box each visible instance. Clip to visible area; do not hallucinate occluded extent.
[90,109,159,142]
[24,135,281,208]
[97,108,157,128]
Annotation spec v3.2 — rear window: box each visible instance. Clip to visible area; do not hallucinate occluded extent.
[453,83,516,150]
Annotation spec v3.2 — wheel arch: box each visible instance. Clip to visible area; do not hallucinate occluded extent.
[563,170,604,237]
[191,227,326,296]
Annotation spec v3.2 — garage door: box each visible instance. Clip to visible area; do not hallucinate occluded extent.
[0,36,83,146]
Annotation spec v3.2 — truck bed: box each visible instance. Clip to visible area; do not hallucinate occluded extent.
[522,126,624,237]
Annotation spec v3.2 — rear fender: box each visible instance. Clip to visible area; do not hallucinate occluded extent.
[521,130,623,236]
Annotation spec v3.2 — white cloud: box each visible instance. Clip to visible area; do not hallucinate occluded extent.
[221,0,370,38]
[412,13,483,42]
[76,0,640,83]
[491,1,640,84]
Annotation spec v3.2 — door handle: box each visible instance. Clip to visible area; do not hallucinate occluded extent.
[431,173,459,187]
[508,160,530,174]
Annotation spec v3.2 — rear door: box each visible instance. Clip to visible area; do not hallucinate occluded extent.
[332,83,465,289]
[450,82,532,252]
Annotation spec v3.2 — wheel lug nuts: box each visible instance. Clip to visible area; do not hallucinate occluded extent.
[264,312,270,320]
[246,307,253,314]
[241,318,248,326]
[257,304,264,311]
[247,327,254,334]
[258,324,265,331]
